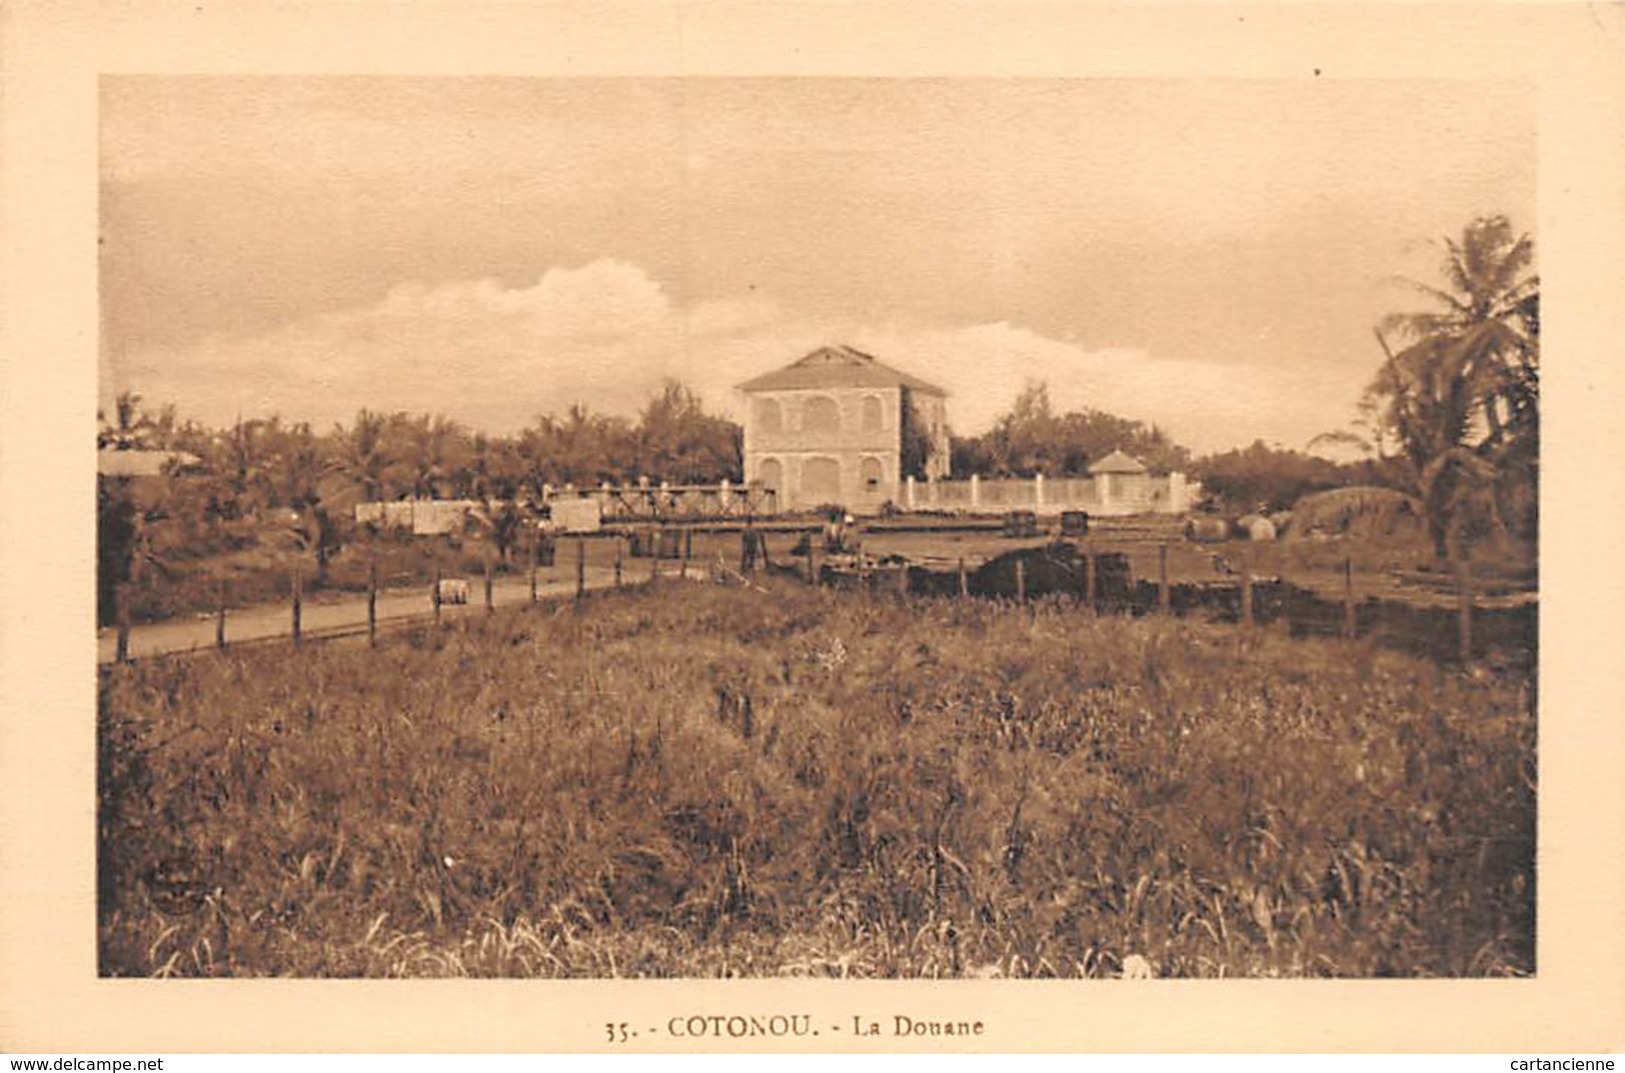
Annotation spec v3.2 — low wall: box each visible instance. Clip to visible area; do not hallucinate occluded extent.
[901,472,1192,516]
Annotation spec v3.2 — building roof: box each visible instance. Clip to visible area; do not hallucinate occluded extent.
[1088,448,1148,475]
[97,448,202,478]
[736,345,947,396]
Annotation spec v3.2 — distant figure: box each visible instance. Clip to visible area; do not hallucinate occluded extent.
[824,512,854,553]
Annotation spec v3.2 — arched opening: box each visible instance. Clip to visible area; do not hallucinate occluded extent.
[758,457,783,492]
[802,396,840,434]
[755,398,782,435]
[801,457,842,503]
[861,395,884,433]
[860,456,884,491]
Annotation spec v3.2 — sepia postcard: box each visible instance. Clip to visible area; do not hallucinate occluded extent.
[3,0,1624,1055]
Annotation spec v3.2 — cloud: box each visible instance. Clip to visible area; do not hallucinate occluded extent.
[106,260,1368,456]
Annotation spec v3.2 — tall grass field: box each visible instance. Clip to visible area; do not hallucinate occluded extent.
[98,579,1535,977]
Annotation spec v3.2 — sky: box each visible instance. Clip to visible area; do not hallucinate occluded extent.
[99,76,1535,456]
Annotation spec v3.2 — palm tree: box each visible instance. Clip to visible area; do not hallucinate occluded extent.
[1368,215,1538,558]
[269,422,349,585]
[98,390,151,450]
[333,409,395,502]
[203,416,280,520]
[401,414,469,500]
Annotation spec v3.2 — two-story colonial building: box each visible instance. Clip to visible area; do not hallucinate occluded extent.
[737,345,950,513]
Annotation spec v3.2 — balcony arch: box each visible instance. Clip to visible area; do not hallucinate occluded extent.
[801,395,841,434]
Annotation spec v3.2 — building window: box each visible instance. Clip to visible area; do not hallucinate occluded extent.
[861,395,884,433]
[802,395,840,434]
[758,457,783,492]
[861,456,884,489]
[755,398,782,434]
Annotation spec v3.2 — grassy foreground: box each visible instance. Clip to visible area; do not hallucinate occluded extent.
[98,579,1535,978]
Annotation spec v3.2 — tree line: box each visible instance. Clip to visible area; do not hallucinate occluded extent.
[948,382,1194,479]
[101,379,743,503]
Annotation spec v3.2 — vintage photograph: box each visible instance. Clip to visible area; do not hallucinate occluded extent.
[95,75,1538,982]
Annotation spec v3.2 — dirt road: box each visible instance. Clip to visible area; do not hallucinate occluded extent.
[96,561,670,664]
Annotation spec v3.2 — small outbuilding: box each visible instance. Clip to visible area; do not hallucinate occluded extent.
[1088,449,1151,511]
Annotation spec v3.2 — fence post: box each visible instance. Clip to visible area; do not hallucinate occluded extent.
[958,557,969,599]
[614,542,624,588]
[215,573,228,651]
[1084,543,1096,609]
[367,559,378,647]
[1456,558,1473,664]
[805,536,816,585]
[1159,543,1170,615]
[1015,558,1026,606]
[1342,556,1356,639]
[1241,563,1253,632]
[115,581,130,664]
[433,566,443,623]
[529,532,539,603]
[575,538,586,601]
[680,528,689,580]
[484,560,494,614]
[291,563,303,647]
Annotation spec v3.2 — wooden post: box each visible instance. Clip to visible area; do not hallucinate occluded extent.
[367,559,378,647]
[805,537,816,585]
[1342,556,1356,639]
[291,563,303,647]
[529,534,539,603]
[215,574,227,651]
[1015,558,1026,605]
[1456,558,1473,664]
[433,566,443,623]
[680,528,689,580]
[1158,543,1170,615]
[1241,563,1253,632]
[115,582,130,664]
[575,537,586,601]
[484,561,494,613]
[614,543,624,588]
[958,557,969,598]
[1084,544,1097,609]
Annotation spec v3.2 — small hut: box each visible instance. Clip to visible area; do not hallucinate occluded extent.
[1089,449,1150,512]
